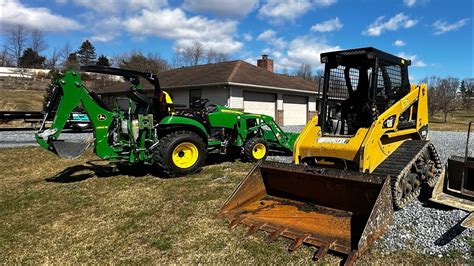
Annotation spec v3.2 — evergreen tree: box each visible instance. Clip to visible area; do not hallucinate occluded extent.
[96,54,110,67]
[76,40,97,66]
[65,52,80,71]
[18,48,46,68]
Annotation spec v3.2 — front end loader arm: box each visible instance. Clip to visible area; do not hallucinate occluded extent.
[36,71,117,159]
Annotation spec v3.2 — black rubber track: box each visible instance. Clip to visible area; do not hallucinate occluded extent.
[372,140,442,209]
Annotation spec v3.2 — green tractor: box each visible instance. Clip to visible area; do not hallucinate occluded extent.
[36,66,298,176]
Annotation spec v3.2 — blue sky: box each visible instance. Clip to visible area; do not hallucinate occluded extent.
[2,0,473,82]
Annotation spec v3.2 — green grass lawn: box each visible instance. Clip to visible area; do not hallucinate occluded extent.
[0,147,468,264]
[429,110,474,132]
[0,89,45,112]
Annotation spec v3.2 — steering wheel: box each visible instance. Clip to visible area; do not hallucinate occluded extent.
[190,98,209,109]
[205,104,218,113]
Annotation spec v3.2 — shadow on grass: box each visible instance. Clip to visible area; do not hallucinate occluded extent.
[45,160,151,183]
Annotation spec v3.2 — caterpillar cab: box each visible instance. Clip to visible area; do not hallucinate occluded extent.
[219,48,442,263]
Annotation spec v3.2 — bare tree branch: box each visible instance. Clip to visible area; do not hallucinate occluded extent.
[5,24,28,66]
[30,29,47,53]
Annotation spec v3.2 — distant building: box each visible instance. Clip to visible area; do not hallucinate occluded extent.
[100,56,320,126]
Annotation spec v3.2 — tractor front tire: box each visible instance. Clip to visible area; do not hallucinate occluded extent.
[243,138,268,162]
[155,130,206,177]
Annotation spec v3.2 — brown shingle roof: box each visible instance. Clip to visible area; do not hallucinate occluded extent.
[99,60,318,94]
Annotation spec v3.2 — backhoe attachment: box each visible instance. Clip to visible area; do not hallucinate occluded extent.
[219,161,392,263]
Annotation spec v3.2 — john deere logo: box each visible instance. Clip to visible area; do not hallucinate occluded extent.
[97,114,107,121]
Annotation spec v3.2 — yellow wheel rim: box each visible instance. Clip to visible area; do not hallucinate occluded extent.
[252,143,266,160]
[172,142,199,169]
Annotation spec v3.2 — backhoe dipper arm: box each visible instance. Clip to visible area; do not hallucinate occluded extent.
[35,71,117,159]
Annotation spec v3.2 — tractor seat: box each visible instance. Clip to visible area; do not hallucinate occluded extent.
[127,90,152,115]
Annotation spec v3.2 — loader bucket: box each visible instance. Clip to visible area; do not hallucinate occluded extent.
[430,156,474,229]
[219,161,392,263]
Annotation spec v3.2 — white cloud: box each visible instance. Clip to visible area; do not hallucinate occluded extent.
[89,17,123,42]
[258,0,336,23]
[363,13,418,36]
[403,0,417,7]
[259,0,311,23]
[314,0,337,6]
[432,18,470,35]
[393,40,406,46]
[124,8,242,53]
[73,0,168,13]
[256,29,287,50]
[1,0,81,32]
[311,17,343,32]
[243,33,253,42]
[279,35,340,69]
[397,52,426,67]
[182,0,259,17]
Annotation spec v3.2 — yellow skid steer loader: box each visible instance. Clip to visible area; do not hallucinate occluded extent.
[219,48,442,264]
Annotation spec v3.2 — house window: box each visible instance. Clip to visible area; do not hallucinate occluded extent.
[189,89,201,105]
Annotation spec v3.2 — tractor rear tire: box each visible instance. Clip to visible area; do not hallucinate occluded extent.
[154,130,206,177]
[243,138,268,162]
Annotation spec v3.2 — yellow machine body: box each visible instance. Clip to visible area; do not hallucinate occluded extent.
[219,47,442,264]
[293,84,429,173]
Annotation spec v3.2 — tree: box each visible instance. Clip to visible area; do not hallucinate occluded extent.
[116,51,169,74]
[76,40,97,66]
[0,46,14,67]
[45,48,61,70]
[206,48,230,64]
[18,48,46,68]
[96,54,110,67]
[30,29,47,53]
[65,53,80,71]
[295,63,313,81]
[422,76,443,116]
[176,41,204,66]
[460,78,473,111]
[5,24,28,66]
[437,77,460,123]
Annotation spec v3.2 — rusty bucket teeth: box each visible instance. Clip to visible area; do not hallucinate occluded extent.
[266,227,285,243]
[288,233,310,252]
[313,243,330,261]
[228,216,245,230]
[246,222,265,236]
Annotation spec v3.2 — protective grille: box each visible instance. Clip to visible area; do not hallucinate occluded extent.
[327,66,359,101]
[376,61,402,98]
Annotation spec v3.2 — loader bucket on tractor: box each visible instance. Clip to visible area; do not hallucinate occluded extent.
[219,161,392,264]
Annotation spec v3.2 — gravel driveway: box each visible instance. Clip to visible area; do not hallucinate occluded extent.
[0,130,92,148]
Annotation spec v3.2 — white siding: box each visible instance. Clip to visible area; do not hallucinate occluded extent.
[229,87,243,109]
[243,91,276,118]
[308,95,317,112]
[283,94,308,126]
